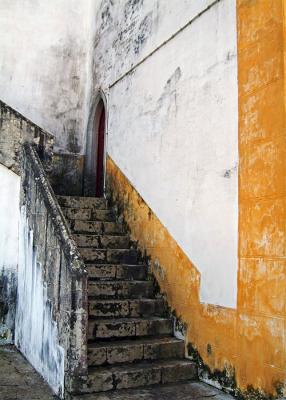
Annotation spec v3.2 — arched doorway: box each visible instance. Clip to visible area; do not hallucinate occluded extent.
[84,94,107,197]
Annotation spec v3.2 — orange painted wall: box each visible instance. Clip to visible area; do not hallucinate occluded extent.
[237,0,286,393]
[106,0,286,395]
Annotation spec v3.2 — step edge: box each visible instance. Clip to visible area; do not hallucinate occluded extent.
[87,359,197,373]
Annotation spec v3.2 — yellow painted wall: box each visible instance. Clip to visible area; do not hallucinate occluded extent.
[237,0,286,393]
[106,0,286,395]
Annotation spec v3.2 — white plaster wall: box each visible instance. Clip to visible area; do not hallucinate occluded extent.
[15,207,64,397]
[0,164,20,342]
[0,0,92,153]
[94,0,238,308]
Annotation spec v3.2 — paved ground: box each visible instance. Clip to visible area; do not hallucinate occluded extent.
[0,345,234,400]
[0,345,57,400]
[72,382,234,400]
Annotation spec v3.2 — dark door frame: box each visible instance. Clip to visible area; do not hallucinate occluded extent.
[95,105,105,196]
[84,91,108,197]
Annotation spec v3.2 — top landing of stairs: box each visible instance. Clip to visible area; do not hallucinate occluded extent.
[57,195,108,210]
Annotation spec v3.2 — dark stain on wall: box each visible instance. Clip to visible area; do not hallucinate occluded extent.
[157,66,182,128]
[124,0,144,20]
[223,164,237,179]
[0,268,17,343]
[64,119,81,154]
[43,36,86,152]
[188,343,285,400]
[48,152,84,196]
[134,13,152,54]
[99,0,114,32]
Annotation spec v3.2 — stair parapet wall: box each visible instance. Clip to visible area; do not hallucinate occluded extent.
[0,99,54,175]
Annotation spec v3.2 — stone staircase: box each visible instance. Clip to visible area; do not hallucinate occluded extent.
[57,195,197,395]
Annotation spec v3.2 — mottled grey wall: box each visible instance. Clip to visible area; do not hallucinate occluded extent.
[48,152,85,196]
[0,165,20,344]
[88,0,238,307]
[16,144,88,397]
[0,0,92,153]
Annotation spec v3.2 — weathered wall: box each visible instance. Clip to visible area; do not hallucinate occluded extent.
[236,0,286,393]
[107,157,238,393]
[0,0,92,153]
[0,100,54,174]
[106,0,286,397]
[0,164,20,344]
[90,0,220,88]
[90,0,238,308]
[0,99,54,345]
[15,144,88,398]
[16,207,65,395]
[48,152,85,196]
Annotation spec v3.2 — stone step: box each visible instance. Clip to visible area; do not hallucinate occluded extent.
[88,280,154,299]
[88,337,185,366]
[81,248,138,264]
[62,207,91,220]
[73,234,130,249]
[70,220,124,235]
[88,317,173,340]
[57,195,107,210]
[62,207,115,222]
[89,298,167,318]
[87,264,148,281]
[84,360,197,393]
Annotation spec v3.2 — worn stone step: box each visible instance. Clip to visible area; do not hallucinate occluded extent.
[73,234,130,249]
[92,209,115,222]
[88,337,185,366]
[83,360,197,393]
[88,280,154,299]
[89,298,167,318]
[57,195,107,210]
[62,207,115,222]
[88,317,173,340]
[81,248,138,264]
[70,220,124,234]
[87,264,148,281]
[62,207,92,221]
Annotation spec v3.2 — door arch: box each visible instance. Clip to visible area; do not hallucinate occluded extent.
[84,92,107,197]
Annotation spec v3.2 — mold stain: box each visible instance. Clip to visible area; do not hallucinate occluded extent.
[98,0,114,32]
[223,164,237,179]
[124,0,144,21]
[133,13,152,55]
[64,119,81,154]
[0,268,16,344]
